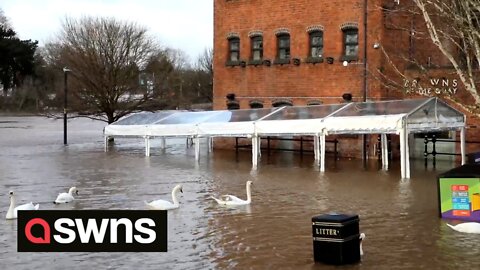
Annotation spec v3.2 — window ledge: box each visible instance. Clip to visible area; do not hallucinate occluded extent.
[340,55,358,62]
[225,60,240,67]
[305,57,324,64]
[273,58,291,65]
[248,59,263,66]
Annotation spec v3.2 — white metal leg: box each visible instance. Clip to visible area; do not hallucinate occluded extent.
[461,127,466,165]
[104,136,109,152]
[399,130,405,179]
[320,133,326,172]
[195,137,200,162]
[160,137,166,149]
[145,136,150,157]
[406,129,410,179]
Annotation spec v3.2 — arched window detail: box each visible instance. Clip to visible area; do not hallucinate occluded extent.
[227,100,240,110]
[309,31,323,58]
[250,35,263,62]
[226,36,240,66]
[249,99,264,109]
[340,23,359,61]
[307,99,323,106]
[272,99,293,107]
[275,33,290,65]
[226,93,240,110]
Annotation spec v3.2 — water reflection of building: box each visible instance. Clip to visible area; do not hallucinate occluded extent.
[213,0,480,158]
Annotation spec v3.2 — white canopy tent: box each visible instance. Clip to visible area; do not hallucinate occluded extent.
[104,97,466,178]
[322,98,466,178]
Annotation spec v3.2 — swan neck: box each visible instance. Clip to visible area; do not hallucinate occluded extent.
[8,196,15,214]
[246,183,252,203]
[172,190,179,206]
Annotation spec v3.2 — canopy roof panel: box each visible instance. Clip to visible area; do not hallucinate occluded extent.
[111,111,177,125]
[104,97,465,137]
[201,107,281,123]
[406,98,465,131]
[156,111,224,125]
[262,104,346,120]
[332,99,428,117]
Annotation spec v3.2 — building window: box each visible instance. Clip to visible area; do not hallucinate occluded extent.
[251,36,263,62]
[249,100,264,109]
[228,37,240,62]
[307,100,323,106]
[227,101,240,110]
[226,93,239,110]
[272,99,293,107]
[275,34,290,64]
[342,29,358,61]
[309,31,323,58]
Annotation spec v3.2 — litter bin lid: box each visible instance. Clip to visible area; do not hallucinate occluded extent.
[438,164,480,178]
[312,213,359,223]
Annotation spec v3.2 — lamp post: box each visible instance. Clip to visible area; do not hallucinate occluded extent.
[63,67,71,145]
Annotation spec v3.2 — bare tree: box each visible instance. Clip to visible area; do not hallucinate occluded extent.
[46,16,160,123]
[412,0,480,112]
[192,48,213,104]
[196,47,213,75]
[0,8,9,28]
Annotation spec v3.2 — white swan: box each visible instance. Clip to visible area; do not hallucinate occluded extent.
[359,233,366,256]
[210,181,253,206]
[447,222,480,234]
[54,187,78,204]
[6,191,40,220]
[145,184,183,210]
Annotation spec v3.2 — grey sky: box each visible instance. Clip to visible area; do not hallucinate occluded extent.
[1,0,213,61]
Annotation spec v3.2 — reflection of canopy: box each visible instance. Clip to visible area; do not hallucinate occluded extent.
[104,98,466,179]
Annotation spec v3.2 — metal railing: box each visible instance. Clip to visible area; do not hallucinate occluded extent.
[423,134,480,166]
[235,136,339,159]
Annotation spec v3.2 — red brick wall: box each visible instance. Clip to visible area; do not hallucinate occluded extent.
[213,0,387,109]
[213,0,479,158]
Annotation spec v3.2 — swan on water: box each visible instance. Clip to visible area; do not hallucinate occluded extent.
[6,191,40,220]
[359,233,366,256]
[210,181,253,206]
[54,187,78,204]
[446,222,480,234]
[145,184,183,210]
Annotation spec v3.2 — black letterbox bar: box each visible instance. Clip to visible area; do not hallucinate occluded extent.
[312,219,358,227]
[313,234,359,243]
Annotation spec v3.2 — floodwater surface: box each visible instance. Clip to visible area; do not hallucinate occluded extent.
[0,116,478,270]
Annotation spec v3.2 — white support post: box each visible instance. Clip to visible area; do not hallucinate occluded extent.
[252,136,258,168]
[313,135,319,161]
[399,129,405,179]
[405,129,410,179]
[257,136,262,158]
[384,134,389,170]
[145,136,151,157]
[195,137,200,162]
[208,137,213,153]
[320,133,326,172]
[381,133,388,170]
[460,127,466,165]
[104,136,109,152]
[160,137,166,149]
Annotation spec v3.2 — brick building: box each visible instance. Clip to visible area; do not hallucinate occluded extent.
[213,0,480,158]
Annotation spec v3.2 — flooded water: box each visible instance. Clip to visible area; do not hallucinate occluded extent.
[0,116,478,270]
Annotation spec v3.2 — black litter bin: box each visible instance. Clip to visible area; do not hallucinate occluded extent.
[467,152,480,164]
[312,213,360,265]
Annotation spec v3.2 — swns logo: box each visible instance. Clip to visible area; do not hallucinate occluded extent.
[18,210,167,252]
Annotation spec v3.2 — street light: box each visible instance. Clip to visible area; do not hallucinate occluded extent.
[63,67,71,145]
